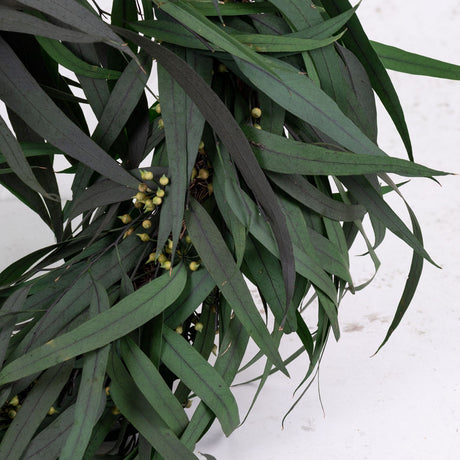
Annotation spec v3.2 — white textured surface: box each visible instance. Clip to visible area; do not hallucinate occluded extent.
[1,1,459,459]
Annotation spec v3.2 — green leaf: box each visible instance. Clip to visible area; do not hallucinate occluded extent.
[374,175,426,352]
[180,316,249,449]
[0,286,31,366]
[243,237,297,333]
[372,41,460,80]
[235,53,387,158]
[269,171,365,222]
[70,178,134,218]
[164,269,215,328]
[0,37,138,188]
[341,175,437,266]
[321,0,413,160]
[185,198,288,376]
[214,178,338,303]
[162,326,240,436]
[12,236,146,357]
[150,0,274,71]
[0,245,55,287]
[81,408,117,460]
[0,361,73,460]
[231,30,345,53]
[60,282,110,460]
[22,405,77,460]
[92,55,150,152]
[156,47,210,258]
[277,191,351,285]
[107,352,198,460]
[0,115,58,200]
[116,28,296,319]
[0,265,187,385]
[187,1,277,16]
[120,337,189,435]
[0,8,97,42]
[0,142,62,165]
[36,36,121,80]
[17,0,136,58]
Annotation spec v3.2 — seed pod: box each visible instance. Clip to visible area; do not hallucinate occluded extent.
[207,183,214,195]
[184,400,193,408]
[138,182,148,193]
[162,260,171,270]
[123,227,135,238]
[111,406,120,415]
[211,344,218,356]
[197,168,209,180]
[195,322,204,333]
[141,170,154,181]
[105,386,110,396]
[8,410,17,419]
[198,140,205,153]
[158,118,164,129]
[142,219,152,229]
[144,199,154,212]
[118,214,132,225]
[146,252,156,264]
[152,196,162,205]
[135,192,146,202]
[253,123,262,130]
[137,233,150,242]
[157,253,167,264]
[156,188,165,198]
[154,103,161,114]
[189,261,200,271]
[9,395,19,407]
[185,235,192,244]
[218,63,227,73]
[134,200,144,209]
[175,325,183,334]
[48,406,57,415]
[159,174,169,186]
[251,107,262,118]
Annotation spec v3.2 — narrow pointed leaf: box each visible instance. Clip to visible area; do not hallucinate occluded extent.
[0,265,187,385]
[36,36,121,80]
[371,41,460,80]
[108,352,197,460]
[69,178,134,218]
[269,171,365,222]
[120,338,189,434]
[22,405,76,460]
[116,28,295,316]
[341,175,437,265]
[0,115,58,200]
[17,0,136,58]
[162,326,239,436]
[164,268,215,328]
[0,286,31,366]
[235,53,388,158]
[185,198,288,376]
[92,55,149,152]
[0,361,73,460]
[60,282,111,460]
[181,317,249,449]
[0,7,97,42]
[0,37,138,188]
[321,0,413,159]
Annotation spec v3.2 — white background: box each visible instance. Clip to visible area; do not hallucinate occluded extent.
[1,1,459,459]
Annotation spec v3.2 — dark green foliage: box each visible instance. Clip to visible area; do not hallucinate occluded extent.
[0,1,457,457]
